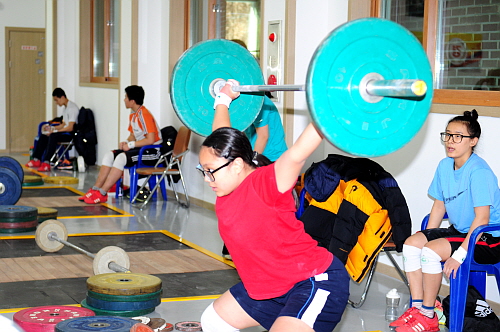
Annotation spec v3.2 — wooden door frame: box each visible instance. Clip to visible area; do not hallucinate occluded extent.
[5,27,47,153]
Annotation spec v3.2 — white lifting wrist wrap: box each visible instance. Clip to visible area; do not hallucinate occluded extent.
[127,141,135,149]
[451,246,467,264]
[213,93,233,109]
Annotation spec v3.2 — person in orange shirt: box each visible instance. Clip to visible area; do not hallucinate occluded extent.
[81,85,162,204]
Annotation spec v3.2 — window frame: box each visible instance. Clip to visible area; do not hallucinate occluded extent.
[373,0,499,108]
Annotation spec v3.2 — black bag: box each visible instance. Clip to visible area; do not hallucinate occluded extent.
[160,126,180,184]
[442,285,500,331]
[74,107,97,166]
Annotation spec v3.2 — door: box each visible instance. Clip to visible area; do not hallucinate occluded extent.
[7,29,46,153]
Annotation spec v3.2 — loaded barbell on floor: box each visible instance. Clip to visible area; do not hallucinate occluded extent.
[35,219,131,275]
[170,18,434,157]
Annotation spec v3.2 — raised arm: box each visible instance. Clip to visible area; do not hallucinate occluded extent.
[274,123,323,193]
[212,80,240,131]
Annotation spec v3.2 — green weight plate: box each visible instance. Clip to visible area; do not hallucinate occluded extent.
[87,273,162,296]
[0,227,37,233]
[0,205,38,219]
[306,18,433,157]
[0,156,24,183]
[0,216,40,223]
[85,295,161,311]
[80,299,155,317]
[23,180,44,187]
[0,167,22,205]
[170,39,265,137]
[87,289,162,302]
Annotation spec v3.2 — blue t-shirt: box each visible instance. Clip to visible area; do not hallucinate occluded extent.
[428,153,500,237]
[244,96,287,162]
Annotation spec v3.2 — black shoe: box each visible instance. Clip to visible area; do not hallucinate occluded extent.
[126,187,150,202]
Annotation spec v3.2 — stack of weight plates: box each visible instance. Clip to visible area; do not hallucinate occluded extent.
[13,305,95,332]
[37,207,58,223]
[0,206,38,233]
[23,175,44,186]
[55,316,137,332]
[82,273,162,317]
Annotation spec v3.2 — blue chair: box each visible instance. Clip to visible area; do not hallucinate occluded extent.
[115,145,167,203]
[421,214,500,332]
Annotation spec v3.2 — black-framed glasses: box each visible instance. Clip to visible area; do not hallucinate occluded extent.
[196,161,232,182]
[440,132,473,143]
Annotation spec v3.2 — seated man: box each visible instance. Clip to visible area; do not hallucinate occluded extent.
[80,85,163,204]
[26,88,78,171]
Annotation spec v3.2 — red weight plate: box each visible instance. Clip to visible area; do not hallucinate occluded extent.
[0,220,38,229]
[13,305,95,332]
[174,321,202,332]
[130,323,154,332]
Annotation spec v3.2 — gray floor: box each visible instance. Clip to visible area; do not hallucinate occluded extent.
[1,153,448,332]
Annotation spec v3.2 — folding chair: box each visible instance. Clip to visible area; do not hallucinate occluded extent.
[133,126,191,209]
[35,121,75,167]
[421,214,500,332]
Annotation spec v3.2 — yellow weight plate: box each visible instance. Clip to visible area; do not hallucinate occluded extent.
[87,273,162,296]
[37,207,58,216]
[43,176,79,184]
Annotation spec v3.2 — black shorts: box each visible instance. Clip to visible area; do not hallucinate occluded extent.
[113,147,161,168]
[421,226,500,264]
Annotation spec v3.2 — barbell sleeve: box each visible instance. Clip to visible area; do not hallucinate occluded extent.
[47,231,130,273]
[229,79,426,97]
[366,79,427,97]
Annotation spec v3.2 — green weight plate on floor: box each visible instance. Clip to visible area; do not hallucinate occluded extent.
[86,295,161,311]
[306,18,433,157]
[170,39,265,137]
[87,289,162,302]
[80,299,155,317]
[87,273,162,296]
[37,207,58,223]
[0,206,38,219]
[0,156,24,183]
[55,315,137,332]
[0,167,22,205]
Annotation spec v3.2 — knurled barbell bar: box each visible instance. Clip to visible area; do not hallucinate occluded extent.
[170,18,434,157]
[35,219,131,275]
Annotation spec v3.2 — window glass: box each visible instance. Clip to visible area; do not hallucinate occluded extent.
[92,0,120,81]
[225,0,261,59]
[109,0,120,78]
[93,0,105,77]
[435,0,499,91]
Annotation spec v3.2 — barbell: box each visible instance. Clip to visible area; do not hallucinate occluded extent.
[35,219,131,275]
[170,18,433,157]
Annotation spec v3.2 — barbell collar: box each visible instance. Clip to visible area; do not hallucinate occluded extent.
[47,232,130,273]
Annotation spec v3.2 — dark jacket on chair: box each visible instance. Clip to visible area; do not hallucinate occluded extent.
[299,154,412,282]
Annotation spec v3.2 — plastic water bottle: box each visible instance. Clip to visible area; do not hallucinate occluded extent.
[385,288,400,322]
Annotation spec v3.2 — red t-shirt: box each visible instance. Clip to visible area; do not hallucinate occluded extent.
[216,164,333,300]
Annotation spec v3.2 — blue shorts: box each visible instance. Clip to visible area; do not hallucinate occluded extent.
[229,256,349,332]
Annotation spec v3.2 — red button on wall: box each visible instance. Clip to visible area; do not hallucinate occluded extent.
[267,75,277,85]
[269,33,276,43]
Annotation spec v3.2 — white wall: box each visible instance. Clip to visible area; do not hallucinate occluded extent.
[0,0,46,150]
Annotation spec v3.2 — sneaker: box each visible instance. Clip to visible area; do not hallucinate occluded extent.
[390,307,420,327]
[26,159,41,168]
[56,159,73,170]
[395,310,439,332]
[37,162,51,172]
[84,191,108,204]
[79,189,97,201]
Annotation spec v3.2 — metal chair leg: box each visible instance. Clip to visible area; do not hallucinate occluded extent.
[348,256,378,308]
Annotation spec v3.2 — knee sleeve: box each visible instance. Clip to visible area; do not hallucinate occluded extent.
[421,247,443,274]
[101,151,115,167]
[403,244,423,272]
[111,153,127,171]
[201,303,239,332]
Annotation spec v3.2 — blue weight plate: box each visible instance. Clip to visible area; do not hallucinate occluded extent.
[0,205,38,219]
[86,294,161,311]
[170,39,265,137]
[55,316,137,332]
[0,167,22,205]
[306,18,433,157]
[0,156,24,182]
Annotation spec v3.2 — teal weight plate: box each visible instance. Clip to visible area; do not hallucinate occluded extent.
[306,18,433,157]
[87,289,162,302]
[80,299,155,317]
[170,39,265,137]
